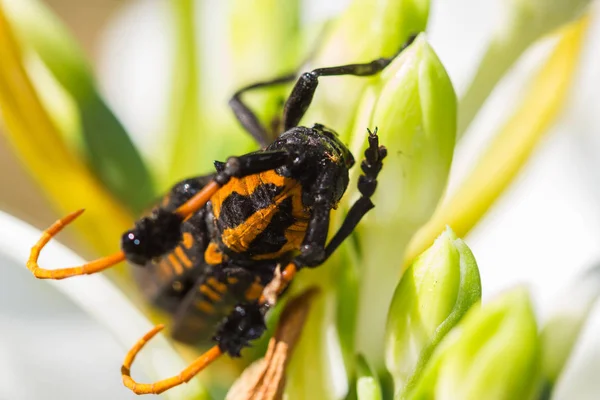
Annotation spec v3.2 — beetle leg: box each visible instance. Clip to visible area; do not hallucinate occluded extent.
[324,128,387,258]
[282,35,417,130]
[295,201,332,267]
[26,179,221,280]
[214,149,290,185]
[213,302,268,357]
[289,162,340,268]
[229,74,297,147]
[293,128,386,270]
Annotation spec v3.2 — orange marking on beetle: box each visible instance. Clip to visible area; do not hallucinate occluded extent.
[207,277,228,293]
[227,277,239,285]
[211,174,259,219]
[204,242,223,265]
[175,246,193,268]
[251,219,308,261]
[219,176,303,254]
[258,170,287,188]
[182,232,195,249]
[199,284,222,302]
[168,254,184,275]
[211,171,289,220]
[245,281,264,301]
[195,300,216,314]
[221,203,279,253]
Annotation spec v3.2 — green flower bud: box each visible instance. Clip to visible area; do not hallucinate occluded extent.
[356,34,456,225]
[356,355,383,400]
[407,288,541,400]
[304,0,430,139]
[540,265,600,387]
[353,34,457,362]
[385,228,481,396]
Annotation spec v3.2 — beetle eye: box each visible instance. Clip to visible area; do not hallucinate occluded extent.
[121,230,150,265]
[121,209,183,265]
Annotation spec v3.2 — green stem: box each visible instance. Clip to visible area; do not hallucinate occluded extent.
[165,0,201,187]
[537,381,552,400]
[355,225,415,366]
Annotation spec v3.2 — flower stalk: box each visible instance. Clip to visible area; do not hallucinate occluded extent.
[457,0,593,136]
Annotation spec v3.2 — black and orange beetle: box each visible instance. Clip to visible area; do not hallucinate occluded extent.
[27,36,415,395]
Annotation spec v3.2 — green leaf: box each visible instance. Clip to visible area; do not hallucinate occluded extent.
[163,0,202,186]
[3,0,155,213]
[79,92,155,213]
[228,0,301,144]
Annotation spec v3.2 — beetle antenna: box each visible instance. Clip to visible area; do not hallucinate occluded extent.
[121,261,299,394]
[175,181,220,218]
[26,209,125,280]
[122,325,223,395]
[27,181,222,280]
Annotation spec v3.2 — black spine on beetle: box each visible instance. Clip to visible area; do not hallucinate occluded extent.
[121,209,183,265]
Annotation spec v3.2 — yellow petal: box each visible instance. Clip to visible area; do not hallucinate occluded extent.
[0,5,132,255]
[404,14,590,268]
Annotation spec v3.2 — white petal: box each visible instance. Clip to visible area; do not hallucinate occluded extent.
[0,210,205,399]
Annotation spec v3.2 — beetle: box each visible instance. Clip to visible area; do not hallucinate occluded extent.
[27,35,415,395]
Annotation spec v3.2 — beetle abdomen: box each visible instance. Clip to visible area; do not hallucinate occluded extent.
[207,170,310,262]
